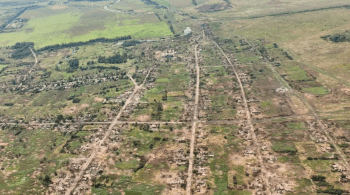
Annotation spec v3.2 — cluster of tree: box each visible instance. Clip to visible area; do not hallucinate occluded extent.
[151,100,163,120]
[88,66,121,71]
[55,114,65,123]
[4,103,14,106]
[39,175,52,187]
[16,61,34,67]
[283,51,293,60]
[86,61,95,65]
[167,21,175,34]
[140,0,168,9]
[36,36,131,52]
[72,98,81,103]
[192,0,197,6]
[40,71,52,79]
[10,42,34,59]
[306,155,338,160]
[162,90,168,101]
[321,31,350,43]
[98,53,128,64]
[223,0,232,7]
[0,66,7,75]
[316,186,348,194]
[154,13,162,21]
[122,40,141,47]
[311,175,326,182]
[67,58,79,73]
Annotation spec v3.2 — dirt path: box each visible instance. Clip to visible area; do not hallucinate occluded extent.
[213,40,271,194]
[103,0,124,14]
[127,74,138,87]
[28,47,37,73]
[65,68,153,195]
[186,43,201,195]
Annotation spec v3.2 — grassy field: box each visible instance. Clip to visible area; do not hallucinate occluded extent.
[0,7,172,48]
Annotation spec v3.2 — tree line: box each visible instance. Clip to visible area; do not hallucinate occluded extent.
[140,0,168,9]
[98,53,128,64]
[11,42,34,59]
[37,36,132,52]
[10,36,132,59]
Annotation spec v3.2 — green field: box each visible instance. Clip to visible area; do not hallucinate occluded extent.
[0,8,172,49]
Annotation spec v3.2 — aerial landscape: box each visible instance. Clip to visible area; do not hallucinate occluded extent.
[2,0,350,194]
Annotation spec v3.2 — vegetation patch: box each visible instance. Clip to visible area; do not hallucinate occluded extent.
[286,122,306,130]
[283,65,310,82]
[301,87,328,95]
[295,178,314,192]
[321,30,350,42]
[0,11,172,48]
[272,141,297,153]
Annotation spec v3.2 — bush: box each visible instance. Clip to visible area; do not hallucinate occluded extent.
[317,186,348,194]
[311,175,326,182]
[72,98,81,103]
[338,143,349,148]
[68,59,79,69]
[4,103,14,106]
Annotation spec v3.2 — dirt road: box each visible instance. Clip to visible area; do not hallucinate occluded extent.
[213,41,271,194]
[65,68,153,195]
[127,74,139,87]
[186,43,201,195]
[256,46,350,167]
[29,47,37,73]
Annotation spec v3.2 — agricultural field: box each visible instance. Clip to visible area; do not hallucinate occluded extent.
[1,0,350,195]
[0,5,172,48]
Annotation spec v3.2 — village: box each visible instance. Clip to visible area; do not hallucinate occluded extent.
[0,21,349,195]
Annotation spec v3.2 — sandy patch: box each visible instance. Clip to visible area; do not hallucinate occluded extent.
[51,5,66,10]
[168,91,184,97]
[207,134,227,145]
[229,154,248,166]
[94,97,104,102]
[63,104,89,115]
[155,51,162,59]
[137,115,151,122]
[163,103,169,110]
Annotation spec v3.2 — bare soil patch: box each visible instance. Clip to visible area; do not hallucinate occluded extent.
[136,115,151,122]
[94,97,104,102]
[63,104,89,115]
[51,6,67,10]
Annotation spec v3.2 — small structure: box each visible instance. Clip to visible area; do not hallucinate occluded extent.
[183,27,192,36]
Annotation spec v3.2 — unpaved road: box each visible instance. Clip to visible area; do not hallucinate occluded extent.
[127,74,138,87]
[213,41,271,194]
[65,68,153,195]
[29,47,37,73]
[103,0,124,14]
[186,43,201,195]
